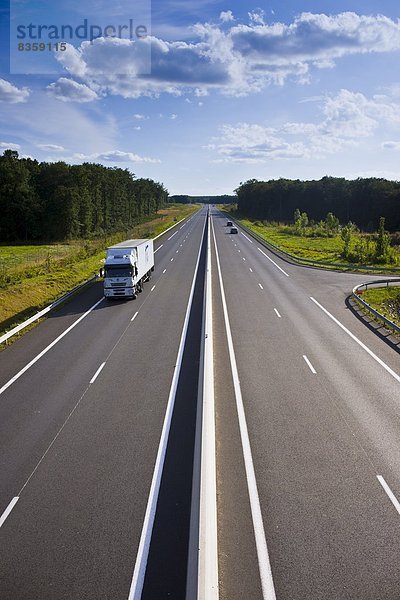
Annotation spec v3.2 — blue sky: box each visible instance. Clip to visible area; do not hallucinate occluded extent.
[1,0,400,195]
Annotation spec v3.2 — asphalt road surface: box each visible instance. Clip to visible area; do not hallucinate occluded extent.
[0,206,399,599]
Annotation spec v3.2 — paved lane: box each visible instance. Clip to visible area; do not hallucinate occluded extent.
[0,209,206,599]
[212,209,400,600]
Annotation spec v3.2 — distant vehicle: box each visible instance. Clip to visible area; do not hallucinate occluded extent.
[101,239,154,299]
[230,227,238,234]
[227,221,233,226]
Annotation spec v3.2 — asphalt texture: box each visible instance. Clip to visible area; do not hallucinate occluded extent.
[1,206,400,599]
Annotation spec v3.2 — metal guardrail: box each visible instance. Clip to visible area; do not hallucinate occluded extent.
[352,279,400,335]
[0,211,199,346]
[225,213,400,274]
[0,275,99,345]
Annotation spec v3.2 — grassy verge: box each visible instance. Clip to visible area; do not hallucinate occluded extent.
[220,206,400,271]
[359,287,400,329]
[0,203,199,339]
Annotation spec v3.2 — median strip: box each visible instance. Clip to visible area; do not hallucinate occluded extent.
[211,216,277,600]
[128,215,207,600]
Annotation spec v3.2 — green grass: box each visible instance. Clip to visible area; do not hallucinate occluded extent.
[239,219,344,262]
[360,287,400,328]
[0,204,199,341]
[220,206,400,270]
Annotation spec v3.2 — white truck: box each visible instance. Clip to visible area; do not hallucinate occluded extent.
[102,239,154,299]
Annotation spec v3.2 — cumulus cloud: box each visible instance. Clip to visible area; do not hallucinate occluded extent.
[210,89,400,162]
[0,79,30,103]
[50,12,400,99]
[133,113,148,120]
[220,10,235,23]
[73,150,160,163]
[47,78,98,102]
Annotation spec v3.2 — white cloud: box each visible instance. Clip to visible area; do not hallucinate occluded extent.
[73,150,160,163]
[248,10,265,25]
[133,114,148,120]
[37,143,65,151]
[47,78,98,102]
[170,113,178,119]
[51,12,400,99]
[0,79,30,103]
[133,126,142,131]
[209,89,400,163]
[382,141,400,150]
[0,141,21,150]
[220,10,235,23]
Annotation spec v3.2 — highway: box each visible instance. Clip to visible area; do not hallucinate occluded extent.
[0,206,399,599]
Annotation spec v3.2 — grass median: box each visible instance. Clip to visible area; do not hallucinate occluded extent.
[0,203,199,340]
[220,206,400,272]
[359,286,400,329]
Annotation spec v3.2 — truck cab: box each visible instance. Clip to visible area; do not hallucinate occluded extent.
[103,239,154,299]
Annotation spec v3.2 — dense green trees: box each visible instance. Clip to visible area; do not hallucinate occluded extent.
[235,177,400,232]
[0,151,168,241]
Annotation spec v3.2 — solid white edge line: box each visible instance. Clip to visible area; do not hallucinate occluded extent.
[257,248,289,277]
[131,312,139,322]
[0,213,198,347]
[274,309,281,319]
[310,297,400,384]
[0,497,19,528]
[240,232,254,244]
[154,245,163,253]
[0,298,104,397]
[198,215,219,600]
[90,362,106,385]
[211,217,277,600]
[127,214,208,600]
[303,355,317,374]
[377,476,400,515]
[167,231,178,241]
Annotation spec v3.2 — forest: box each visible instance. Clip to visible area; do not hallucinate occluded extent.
[235,177,400,231]
[0,150,168,242]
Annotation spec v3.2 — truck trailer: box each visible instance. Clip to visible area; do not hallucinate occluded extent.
[102,239,154,299]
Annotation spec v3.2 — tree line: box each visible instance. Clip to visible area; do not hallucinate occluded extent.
[170,194,236,204]
[235,177,400,231]
[0,150,168,242]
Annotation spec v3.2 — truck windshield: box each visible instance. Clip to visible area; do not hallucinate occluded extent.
[105,266,133,278]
